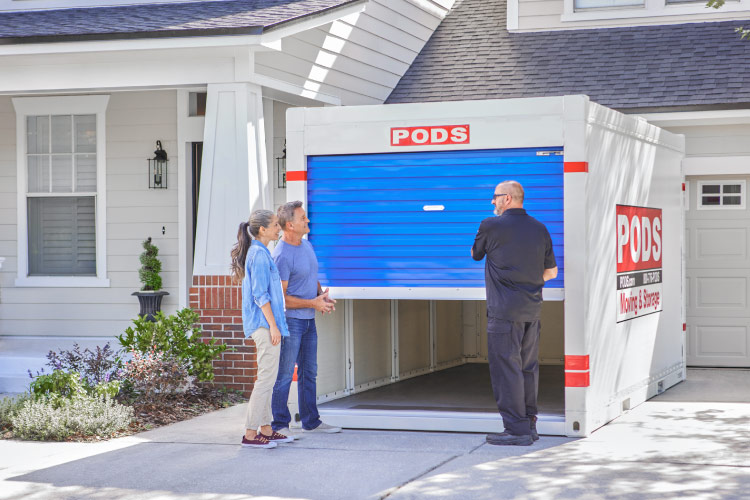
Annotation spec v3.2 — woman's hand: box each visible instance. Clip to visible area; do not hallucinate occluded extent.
[270,325,282,346]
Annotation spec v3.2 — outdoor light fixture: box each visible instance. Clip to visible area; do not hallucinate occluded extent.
[276,142,287,189]
[148,140,168,189]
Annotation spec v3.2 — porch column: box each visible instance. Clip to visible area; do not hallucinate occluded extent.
[191,82,270,395]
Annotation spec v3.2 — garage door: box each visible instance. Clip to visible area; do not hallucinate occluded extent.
[306,147,564,294]
[686,176,750,367]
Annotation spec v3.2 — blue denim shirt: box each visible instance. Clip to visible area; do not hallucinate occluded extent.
[242,241,289,338]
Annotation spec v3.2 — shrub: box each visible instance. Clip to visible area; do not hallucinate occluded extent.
[121,348,188,404]
[0,393,32,432]
[11,395,133,441]
[117,308,228,382]
[29,370,87,406]
[138,237,162,291]
[44,342,123,388]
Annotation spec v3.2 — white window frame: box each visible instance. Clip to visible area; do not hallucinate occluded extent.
[12,95,110,287]
[696,179,746,211]
[562,0,750,22]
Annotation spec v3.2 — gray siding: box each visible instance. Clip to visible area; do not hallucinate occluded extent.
[0,90,179,337]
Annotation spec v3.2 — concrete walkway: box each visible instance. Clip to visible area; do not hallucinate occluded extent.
[1,368,748,500]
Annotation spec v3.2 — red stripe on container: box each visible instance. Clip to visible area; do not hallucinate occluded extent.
[565,371,590,387]
[564,162,588,173]
[683,323,686,331]
[287,171,307,181]
[565,355,589,371]
[682,182,686,191]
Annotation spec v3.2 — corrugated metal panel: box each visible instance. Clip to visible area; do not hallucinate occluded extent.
[307,147,564,290]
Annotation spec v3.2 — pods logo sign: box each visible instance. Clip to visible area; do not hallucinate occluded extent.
[390,125,470,146]
[616,206,662,273]
[615,205,664,323]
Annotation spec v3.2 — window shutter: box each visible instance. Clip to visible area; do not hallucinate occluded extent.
[28,197,96,276]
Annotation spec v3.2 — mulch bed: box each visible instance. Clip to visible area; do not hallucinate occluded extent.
[1,386,246,442]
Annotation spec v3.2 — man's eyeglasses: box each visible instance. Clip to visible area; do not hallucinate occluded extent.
[492,193,508,200]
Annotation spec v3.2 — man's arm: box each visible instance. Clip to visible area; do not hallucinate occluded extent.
[543,266,558,282]
[282,280,334,313]
[471,221,487,261]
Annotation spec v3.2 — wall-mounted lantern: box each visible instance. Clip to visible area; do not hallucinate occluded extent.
[148,140,168,189]
[276,142,286,189]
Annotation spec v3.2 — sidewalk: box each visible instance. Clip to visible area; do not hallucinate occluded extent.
[1,368,748,500]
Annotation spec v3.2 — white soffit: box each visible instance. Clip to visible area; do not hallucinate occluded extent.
[639,109,750,127]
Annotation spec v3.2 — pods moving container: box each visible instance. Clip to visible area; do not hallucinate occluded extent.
[285,96,685,437]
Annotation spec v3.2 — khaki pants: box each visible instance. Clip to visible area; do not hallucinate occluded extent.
[245,327,281,431]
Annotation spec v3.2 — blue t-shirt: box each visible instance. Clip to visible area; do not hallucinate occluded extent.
[272,239,319,320]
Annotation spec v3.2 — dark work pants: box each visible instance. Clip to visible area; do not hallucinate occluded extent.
[487,318,540,436]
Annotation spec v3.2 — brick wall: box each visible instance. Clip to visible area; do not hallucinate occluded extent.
[189,275,256,396]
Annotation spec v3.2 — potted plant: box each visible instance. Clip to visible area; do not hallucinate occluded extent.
[132,237,169,321]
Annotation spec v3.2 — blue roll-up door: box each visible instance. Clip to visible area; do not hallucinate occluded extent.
[307,147,564,291]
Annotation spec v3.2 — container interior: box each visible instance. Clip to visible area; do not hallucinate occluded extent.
[313,299,565,434]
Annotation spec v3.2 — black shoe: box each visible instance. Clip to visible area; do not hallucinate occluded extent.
[530,415,539,441]
[486,432,533,446]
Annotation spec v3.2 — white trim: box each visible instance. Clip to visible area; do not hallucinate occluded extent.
[696,179,746,210]
[327,287,565,301]
[507,0,519,30]
[317,408,566,435]
[563,0,750,22]
[249,73,342,107]
[683,156,750,176]
[639,109,750,127]
[12,95,110,288]
[258,1,367,44]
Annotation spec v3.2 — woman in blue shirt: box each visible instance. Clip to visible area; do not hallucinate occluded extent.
[230,209,291,449]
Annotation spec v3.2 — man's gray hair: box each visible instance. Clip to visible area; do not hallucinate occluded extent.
[278,200,303,230]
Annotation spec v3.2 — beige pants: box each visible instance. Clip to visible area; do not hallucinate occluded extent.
[245,327,281,431]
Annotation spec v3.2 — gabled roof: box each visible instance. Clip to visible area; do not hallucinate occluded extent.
[0,0,361,44]
[386,0,750,111]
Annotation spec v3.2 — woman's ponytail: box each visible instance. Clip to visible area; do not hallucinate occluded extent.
[230,221,252,282]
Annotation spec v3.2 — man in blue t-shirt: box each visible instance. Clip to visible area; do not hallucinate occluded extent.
[270,200,341,435]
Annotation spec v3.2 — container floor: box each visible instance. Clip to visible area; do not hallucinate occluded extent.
[318,363,565,435]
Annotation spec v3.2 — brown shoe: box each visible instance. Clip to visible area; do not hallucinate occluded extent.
[241,434,277,449]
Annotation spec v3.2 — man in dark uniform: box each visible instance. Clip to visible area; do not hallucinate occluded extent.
[471,180,558,446]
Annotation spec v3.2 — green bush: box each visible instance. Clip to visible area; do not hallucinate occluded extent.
[117,308,228,382]
[0,393,32,432]
[11,395,133,441]
[28,369,122,407]
[29,370,87,406]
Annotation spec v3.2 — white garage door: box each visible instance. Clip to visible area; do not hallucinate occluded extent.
[686,175,750,367]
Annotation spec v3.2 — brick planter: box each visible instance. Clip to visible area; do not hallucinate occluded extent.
[189,275,255,397]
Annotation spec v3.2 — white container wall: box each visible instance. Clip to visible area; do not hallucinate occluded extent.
[286,96,685,437]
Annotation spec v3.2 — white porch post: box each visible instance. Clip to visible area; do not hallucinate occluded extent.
[193,82,270,276]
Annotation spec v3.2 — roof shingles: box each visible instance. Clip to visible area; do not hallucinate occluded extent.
[0,0,357,42]
[386,0,750,110]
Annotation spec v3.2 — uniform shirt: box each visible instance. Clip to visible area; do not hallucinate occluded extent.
[472,208,557,321]
[242,240,289,337]
[273,239,319,320]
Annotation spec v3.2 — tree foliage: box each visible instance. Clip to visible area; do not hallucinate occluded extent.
[707,0,750,40]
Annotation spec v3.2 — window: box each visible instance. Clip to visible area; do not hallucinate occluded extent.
[13,95,110,287]
[575,0,643,9]
[697,180,746,210]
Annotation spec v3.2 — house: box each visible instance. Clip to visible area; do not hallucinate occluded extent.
[0,0,456,392]
[387,0,750,369]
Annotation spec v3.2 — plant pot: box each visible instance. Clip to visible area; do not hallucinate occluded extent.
[132,291,170,322]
